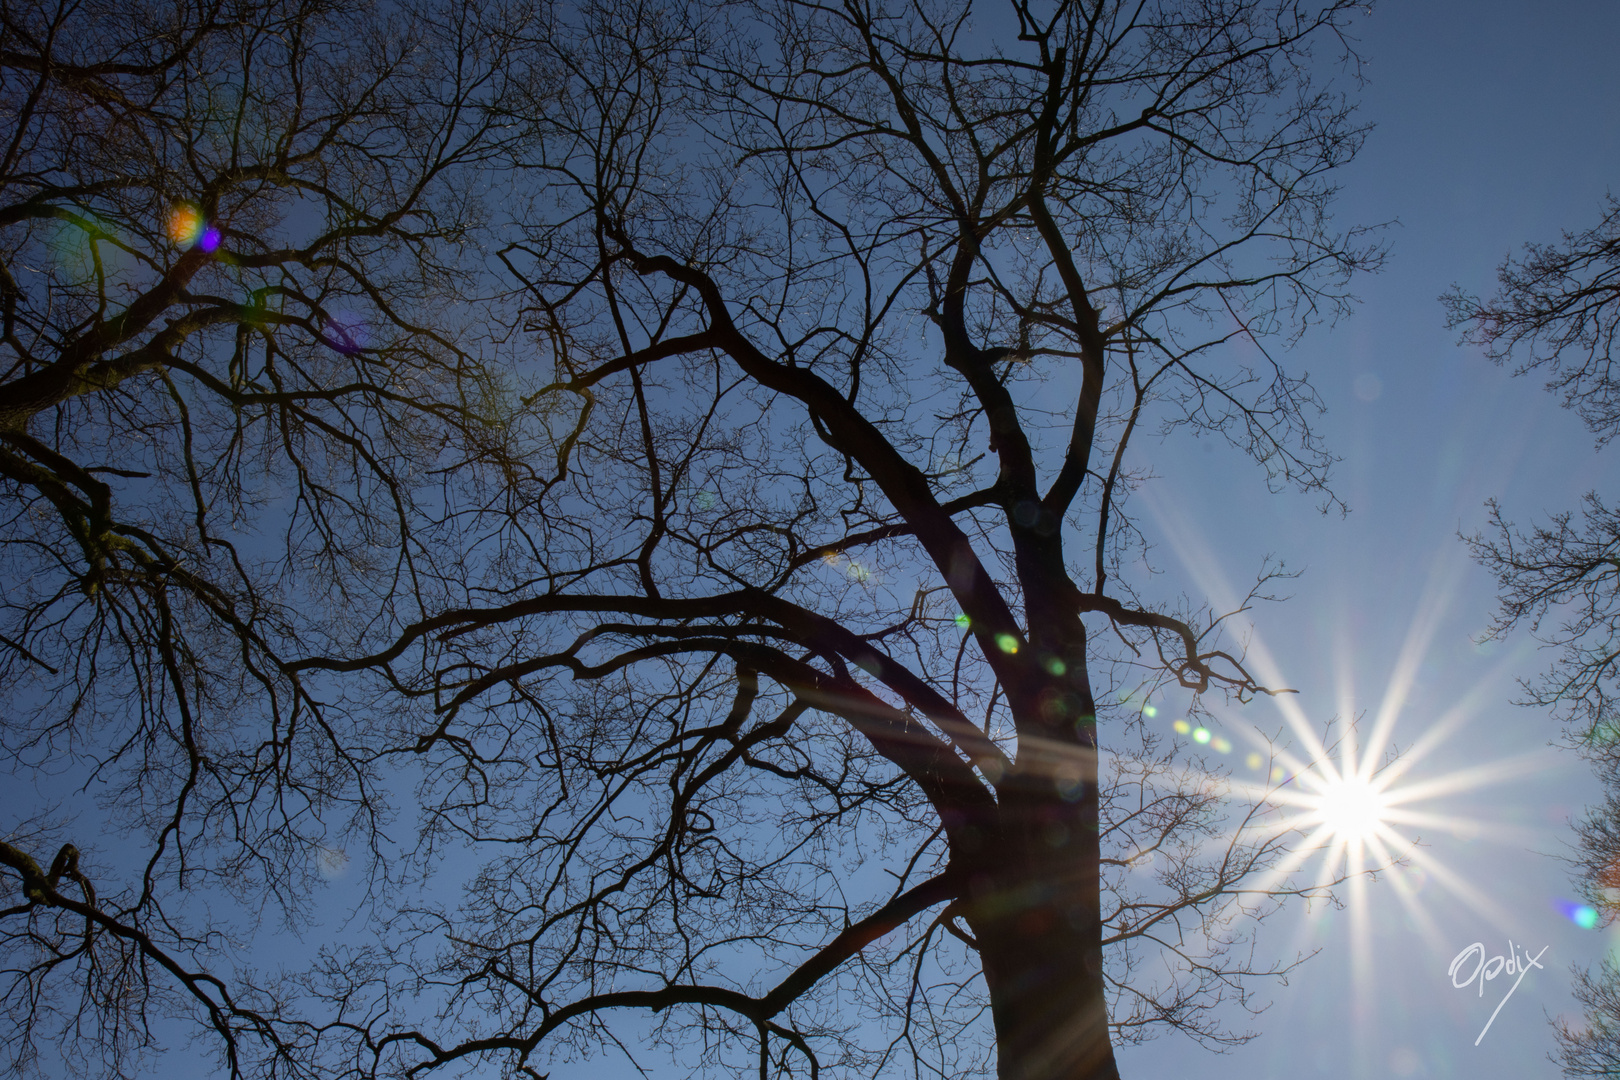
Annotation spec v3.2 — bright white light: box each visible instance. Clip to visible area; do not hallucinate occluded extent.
[1311,775,1389,845]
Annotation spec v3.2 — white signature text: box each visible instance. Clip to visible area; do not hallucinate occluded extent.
[1448,940,1549,1045]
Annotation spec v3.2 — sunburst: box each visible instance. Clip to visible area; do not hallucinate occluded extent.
[1218,571,1552,912]
[1141,489,1552,909]
[1141,486,1568,1073]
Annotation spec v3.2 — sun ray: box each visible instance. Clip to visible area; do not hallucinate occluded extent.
[1379,749,1559,805]
[1138,488,1336,762]
[1224,821,1346,899]
[1376,807,1545,847]
[1397,843,1521,930]
[1364,665,1540,791]
[1386,868,1450,951]
[1357,550,1472,780]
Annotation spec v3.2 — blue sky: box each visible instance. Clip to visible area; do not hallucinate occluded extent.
[1119,2,1620,1077]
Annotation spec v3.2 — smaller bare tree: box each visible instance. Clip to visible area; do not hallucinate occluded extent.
[1445,194,1620,1077]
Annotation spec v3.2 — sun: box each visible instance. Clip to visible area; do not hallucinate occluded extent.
[1253,749,1413,880]
[1308,773,1392,846]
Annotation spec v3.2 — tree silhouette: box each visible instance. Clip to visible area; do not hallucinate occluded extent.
[0,2,1379,1079]
[1446,195,1620,1077]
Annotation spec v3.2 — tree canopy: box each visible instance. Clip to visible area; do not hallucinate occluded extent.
[0,2,1379,1078]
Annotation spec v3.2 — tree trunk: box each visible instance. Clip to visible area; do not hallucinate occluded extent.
[968,754,1120,1080]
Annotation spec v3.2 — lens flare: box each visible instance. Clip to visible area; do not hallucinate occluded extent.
[167,204,221,252]
[1558,900,1601,929]
[168,204,203,246]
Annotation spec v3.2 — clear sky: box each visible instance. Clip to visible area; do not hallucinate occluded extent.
[1120,2,1620,1077]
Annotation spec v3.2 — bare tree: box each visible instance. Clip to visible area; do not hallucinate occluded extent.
[1553,749,1620,1077]
[1446,197,1620,446]
[0,0,542,1073]
[0,2,1381,1079]
[1446,198,1620,1075]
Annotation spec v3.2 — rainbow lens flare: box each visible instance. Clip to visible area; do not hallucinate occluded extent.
[167,204,220,252]
[1558,900,1601,929]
